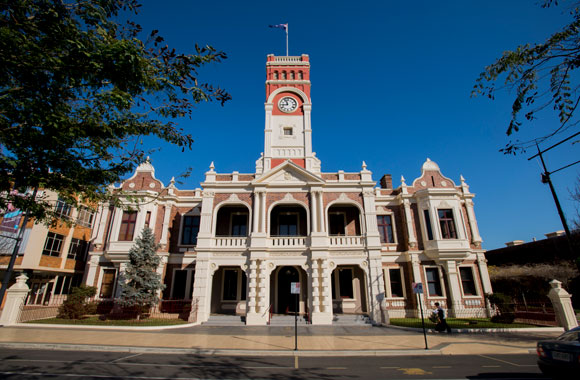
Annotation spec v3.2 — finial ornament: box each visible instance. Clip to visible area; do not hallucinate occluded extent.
[209,161,215,171]
[401,175,406,185]
[460,174,466,183]
[362,161,367,170]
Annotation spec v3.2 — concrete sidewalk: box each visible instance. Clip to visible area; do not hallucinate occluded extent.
[0,324,563,356]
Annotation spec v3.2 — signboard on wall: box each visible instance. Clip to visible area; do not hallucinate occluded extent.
[290,282,300,294]
[412,282,423,294]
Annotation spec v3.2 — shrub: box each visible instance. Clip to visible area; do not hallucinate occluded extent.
[486,292,516,324]
[57,285,97,319]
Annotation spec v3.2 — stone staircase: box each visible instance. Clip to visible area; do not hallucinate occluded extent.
[332,314,373,326]
[202,314,245,326]
[268,314,309,326]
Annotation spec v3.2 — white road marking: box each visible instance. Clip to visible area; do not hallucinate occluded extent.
[111,353,143,363]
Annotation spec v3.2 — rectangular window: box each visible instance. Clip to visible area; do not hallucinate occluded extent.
[377,215,395,243]
[42,232,64,257]
[283,127,293,136]
[76,207,94,228]
[172,270,188,300]
[438,209,457,239]
[99,269,116,298]
[460,267,477,296]
[231,214,248,236]
[338,268,354,299]
[118,211,137,241]
[223,269,238,301]
[278,213,298,236]
[67,238,89,260]
[389,268,404,297]
[423,210,433,240]
[425,267,443,297]
[54,198,72,219]
[181,215,200,245]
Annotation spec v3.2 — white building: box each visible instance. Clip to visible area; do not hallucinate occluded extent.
[85,54,492,325]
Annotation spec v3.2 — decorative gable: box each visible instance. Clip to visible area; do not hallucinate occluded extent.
[253,160,324,186]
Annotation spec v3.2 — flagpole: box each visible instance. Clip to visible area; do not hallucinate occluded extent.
[286,24,289,56]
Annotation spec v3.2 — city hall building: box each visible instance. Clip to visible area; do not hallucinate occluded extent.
[85,54,492,325]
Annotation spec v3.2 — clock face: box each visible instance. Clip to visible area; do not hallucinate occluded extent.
[278,96,298,113]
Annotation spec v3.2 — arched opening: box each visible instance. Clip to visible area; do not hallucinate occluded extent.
[281,71,287,80]
[331,265,367,314]
[211,266,247,315]
[273,71,278,80]
[215,205,249,236]
[270,266,307,314]
[270,204,307,236]
[327,204,362,236]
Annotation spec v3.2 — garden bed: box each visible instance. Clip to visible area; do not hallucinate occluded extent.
[25,316,189,327]
[389,317,537,329]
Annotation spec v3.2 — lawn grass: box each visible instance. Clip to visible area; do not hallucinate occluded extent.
[389,317,538,329]
[25,316,189,327]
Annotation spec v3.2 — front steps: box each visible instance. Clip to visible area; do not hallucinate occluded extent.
[202,313,372,326]
[268,314,309,326]
[202,314,245,326]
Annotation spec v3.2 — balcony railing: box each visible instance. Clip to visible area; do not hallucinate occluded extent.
[214,237,248,248]
[329,235,363,247]
[270,237,306,247]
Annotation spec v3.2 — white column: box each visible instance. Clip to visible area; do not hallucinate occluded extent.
[156,256,168,299]
[114,262,127,298]
[303,104,312,157]
[191,258,213,323]
[92,205,110,248]
[317,191,325,233]
[264,104,273,171]
[465,199,482,246]
[260,191,267,233]
[311,259,320,313]
[402,198,417,249]
[84,254,100,287]
[311,258,333,324]
[252,191,260,234]
[310,191,317,234]
[476,253,492,295]
[159,203,173,248]
[443,260,463,317]
[409,253,425,314]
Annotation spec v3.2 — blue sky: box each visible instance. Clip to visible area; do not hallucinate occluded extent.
[131,0,579,250]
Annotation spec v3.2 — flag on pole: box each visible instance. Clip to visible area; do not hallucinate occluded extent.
[269,23,288,30]
[269,23,289,56]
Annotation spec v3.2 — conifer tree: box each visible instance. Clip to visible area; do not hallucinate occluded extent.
[118,227,165,317]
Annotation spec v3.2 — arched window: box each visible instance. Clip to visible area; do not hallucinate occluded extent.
[281,71,287,80]
[290,71,295,80]
[298,71,303,80]
[273,71,278,80]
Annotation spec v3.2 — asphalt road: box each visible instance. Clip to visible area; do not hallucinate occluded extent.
[0,348,548,380]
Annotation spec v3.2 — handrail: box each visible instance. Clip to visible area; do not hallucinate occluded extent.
[266,303,273,325]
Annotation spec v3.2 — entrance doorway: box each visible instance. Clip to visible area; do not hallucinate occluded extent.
[273,266,304,314]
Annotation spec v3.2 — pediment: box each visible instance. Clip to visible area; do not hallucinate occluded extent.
[253,160,325,185]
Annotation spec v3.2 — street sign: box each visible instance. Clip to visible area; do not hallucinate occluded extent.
[290,282,300,294]
[412,282,423,294]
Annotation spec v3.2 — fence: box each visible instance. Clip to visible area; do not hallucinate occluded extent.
[18,294,198,323]
[387,299,557,328]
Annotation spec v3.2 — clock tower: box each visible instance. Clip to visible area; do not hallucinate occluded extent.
[256,54,321,175]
